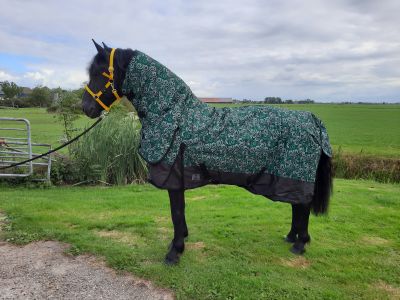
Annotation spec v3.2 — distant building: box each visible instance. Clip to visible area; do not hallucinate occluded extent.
[19,87,32,98]
[0,86,32,102]
[199,97,233,104]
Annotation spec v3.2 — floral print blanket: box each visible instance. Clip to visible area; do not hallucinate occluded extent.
[122,51,332,199]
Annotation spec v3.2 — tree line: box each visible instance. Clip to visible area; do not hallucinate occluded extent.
[264,97,315,104]
[0,81,84,109]
[236,97,315,104]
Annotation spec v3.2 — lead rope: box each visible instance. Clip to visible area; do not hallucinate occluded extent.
[0,115,105,171]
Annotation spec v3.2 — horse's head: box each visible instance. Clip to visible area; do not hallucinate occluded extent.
[82,40,123,118]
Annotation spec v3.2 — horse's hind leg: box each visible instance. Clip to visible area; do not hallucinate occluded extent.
[285,204,298,243]
[165,189,187,265]
[183,200,188,238]
[290,204,311,255]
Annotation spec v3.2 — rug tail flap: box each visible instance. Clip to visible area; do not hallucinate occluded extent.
[311,114,332,157]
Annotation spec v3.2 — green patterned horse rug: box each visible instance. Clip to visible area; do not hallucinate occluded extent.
[122,51,332,204]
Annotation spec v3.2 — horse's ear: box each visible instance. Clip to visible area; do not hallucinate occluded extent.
[92,39,105,55]
[102,42,111,51]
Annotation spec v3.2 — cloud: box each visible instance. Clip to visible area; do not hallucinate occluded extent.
[0,0,399,101]
[21,68,86,89]
[0,70,19,82]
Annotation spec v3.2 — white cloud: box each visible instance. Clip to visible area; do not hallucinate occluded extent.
[0,0,399,101]
[21,68,86,89]
[24,71,49,82]
[0,70,19,82]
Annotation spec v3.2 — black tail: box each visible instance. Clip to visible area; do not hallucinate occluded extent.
[311,152,333,215]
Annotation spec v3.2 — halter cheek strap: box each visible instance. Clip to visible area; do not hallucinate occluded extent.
[85,48,122,111]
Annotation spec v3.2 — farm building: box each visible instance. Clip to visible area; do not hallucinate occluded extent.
[19,87,32,98]
[0,86,32,101]
[199,97,233,104]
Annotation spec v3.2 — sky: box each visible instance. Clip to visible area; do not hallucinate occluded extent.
[0,0,399,102]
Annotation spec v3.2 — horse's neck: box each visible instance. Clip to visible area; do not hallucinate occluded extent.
[114,48,136,94]
[121,50,212,120]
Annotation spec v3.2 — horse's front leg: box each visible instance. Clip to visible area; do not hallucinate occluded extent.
[165,189,187,265]
[285,204,298,243]
[289,203,311,255]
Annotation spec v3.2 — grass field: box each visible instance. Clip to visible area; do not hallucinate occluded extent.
[0,108,92,152]
[1,104,399,157]
[1,179,399,299]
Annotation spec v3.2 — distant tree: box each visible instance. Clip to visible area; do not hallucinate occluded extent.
[297,99,315,104]
[29,85,52,107]
[264,97,282,104]
[0,81,23,107]
[53,91,82,155]
[284,99,294,104]
[72,87,85,99]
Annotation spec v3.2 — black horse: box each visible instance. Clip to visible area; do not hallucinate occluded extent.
[82,41,333,265]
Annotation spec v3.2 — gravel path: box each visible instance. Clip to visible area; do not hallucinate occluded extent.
[0,240,174,300]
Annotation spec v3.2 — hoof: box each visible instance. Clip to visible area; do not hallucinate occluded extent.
[164,241,183,266]
[284,235,297,243]
[164,253,180,265]
[164,257,179,265]
[290,244,306,255]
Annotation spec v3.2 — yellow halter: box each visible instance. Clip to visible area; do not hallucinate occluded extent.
[85,48,122,111]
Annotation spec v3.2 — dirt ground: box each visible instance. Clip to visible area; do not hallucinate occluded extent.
[0,239,174,299]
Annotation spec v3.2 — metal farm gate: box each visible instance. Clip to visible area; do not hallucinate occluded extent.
[0,117,51,181]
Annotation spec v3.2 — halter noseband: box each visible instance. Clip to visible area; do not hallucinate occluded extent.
[85,48,122,111]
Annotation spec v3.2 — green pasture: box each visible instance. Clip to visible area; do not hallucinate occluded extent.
[1,179,399,299]
[0,108,92,150]
[1,104,399,157]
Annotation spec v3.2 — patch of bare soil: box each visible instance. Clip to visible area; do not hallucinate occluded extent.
[361,236,390,245]
[188,196,206,201]
[94,229,143,246]
[374,281,400,299]
[186,241,206,250]
[0,213,174,300]
[280,256,311,269]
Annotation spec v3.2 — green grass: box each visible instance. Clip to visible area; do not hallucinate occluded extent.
[1,104,399,157]
[1,179,399,299]
[0,108,92,151]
